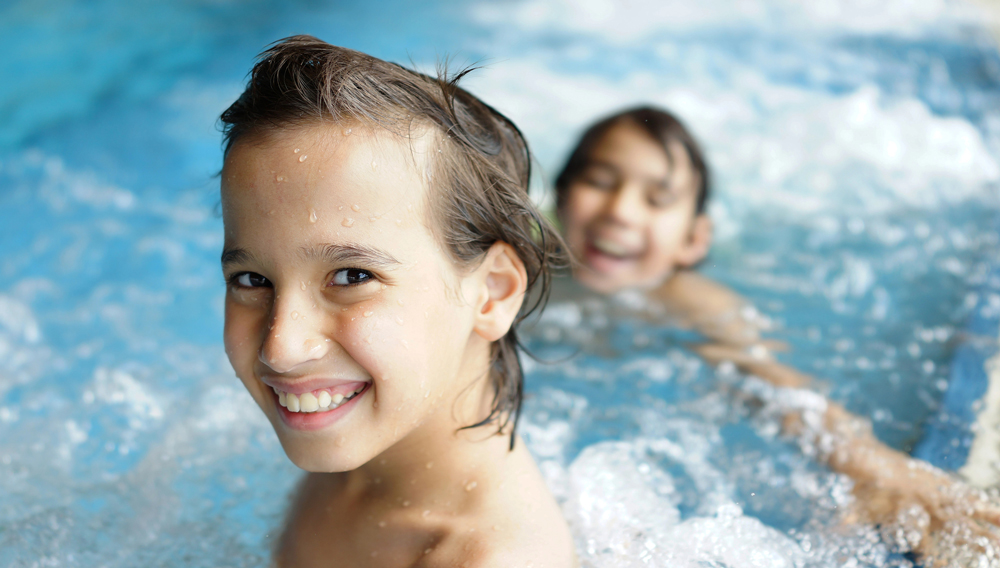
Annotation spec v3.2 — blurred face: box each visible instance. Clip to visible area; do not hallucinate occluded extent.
[560,120,709,294]
[220,124,485,472]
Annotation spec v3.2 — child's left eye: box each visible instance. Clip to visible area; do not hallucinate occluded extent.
[330,269,375,287]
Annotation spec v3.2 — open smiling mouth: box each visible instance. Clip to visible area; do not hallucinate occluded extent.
[272,384,369,414]
[586,237,642,263]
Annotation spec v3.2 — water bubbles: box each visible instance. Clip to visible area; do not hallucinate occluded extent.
[342,217,355,228]
[298,155,308,163]
[351,204,361,212]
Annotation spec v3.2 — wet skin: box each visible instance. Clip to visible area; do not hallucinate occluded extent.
[560,119,711,294]
[220,124,574,567]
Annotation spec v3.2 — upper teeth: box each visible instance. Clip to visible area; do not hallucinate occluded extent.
[275,386,365,413]
[592,238,632,257]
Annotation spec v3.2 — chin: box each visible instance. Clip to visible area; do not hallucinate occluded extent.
[281,439,369,473]
[575,268,627,295]
[275,432,372,473]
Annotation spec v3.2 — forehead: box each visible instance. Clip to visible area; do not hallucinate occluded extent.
[220,123,436,252]
[587,121,692,179]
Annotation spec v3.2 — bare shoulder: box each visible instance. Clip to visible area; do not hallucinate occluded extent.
[416,515,576,568]
[653,270,744,313]
[652,270,759,345]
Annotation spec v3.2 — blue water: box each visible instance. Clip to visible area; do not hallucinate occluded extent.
[3,0,1000,566]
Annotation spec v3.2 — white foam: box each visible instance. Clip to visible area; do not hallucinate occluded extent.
[89,367,163,421]
[470,0,988,41]
[0,295,41,345]
[463,58,1000,220]
[563,440,807,567]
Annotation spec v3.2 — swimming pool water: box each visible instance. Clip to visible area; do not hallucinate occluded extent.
[3,0,1000,565]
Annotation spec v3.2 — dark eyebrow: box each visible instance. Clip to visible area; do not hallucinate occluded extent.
[220,243,402,270]
[305,243,402,268]
[221,247,255,268]
[586,159,670,189]
[582,160,619,174]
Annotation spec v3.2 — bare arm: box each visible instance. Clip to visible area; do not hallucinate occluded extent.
[693,341,1000,564]
[651,270,768,347]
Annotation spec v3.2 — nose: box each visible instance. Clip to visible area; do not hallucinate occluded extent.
[603,183,647,227]
[258,290,330,374]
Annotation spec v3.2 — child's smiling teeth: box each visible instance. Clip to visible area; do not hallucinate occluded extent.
[592,237,635,258]
[274,386,366,413]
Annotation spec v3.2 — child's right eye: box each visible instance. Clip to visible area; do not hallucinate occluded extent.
[582,175,615,191]
[234,272,271,288]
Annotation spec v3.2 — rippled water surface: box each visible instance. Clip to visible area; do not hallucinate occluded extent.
[3,0,1000,566]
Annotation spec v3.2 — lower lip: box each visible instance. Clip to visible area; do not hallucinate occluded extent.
[274,384,370,431]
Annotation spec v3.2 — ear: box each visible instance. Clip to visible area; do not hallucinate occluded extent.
[676,215,712,268]
[472,242,528,342]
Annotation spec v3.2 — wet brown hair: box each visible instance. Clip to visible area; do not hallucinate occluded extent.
[554,106,711,214]
[219,35,565,447]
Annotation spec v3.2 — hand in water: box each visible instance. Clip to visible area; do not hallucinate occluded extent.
[830,423,1000,566]
[692,342,1000,565]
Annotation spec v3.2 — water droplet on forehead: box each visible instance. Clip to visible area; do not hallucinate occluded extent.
[363,311,373,317]
[298,154,308,163]
[290,311,299,320]
[294,148,300,153]
[352,204,361,212]
[309,209,317,223]
[342,218,355,228]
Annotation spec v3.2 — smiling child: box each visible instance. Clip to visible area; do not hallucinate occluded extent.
[218,36,574,567]
[555,106,1000,564]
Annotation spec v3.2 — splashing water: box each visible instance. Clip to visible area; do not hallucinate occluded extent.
[3,0,1000,566]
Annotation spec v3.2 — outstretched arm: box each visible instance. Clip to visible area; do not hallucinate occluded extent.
[694,341,1000,565]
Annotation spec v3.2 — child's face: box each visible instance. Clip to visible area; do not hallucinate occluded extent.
[220,125,485,472]
[560,120,709,294]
